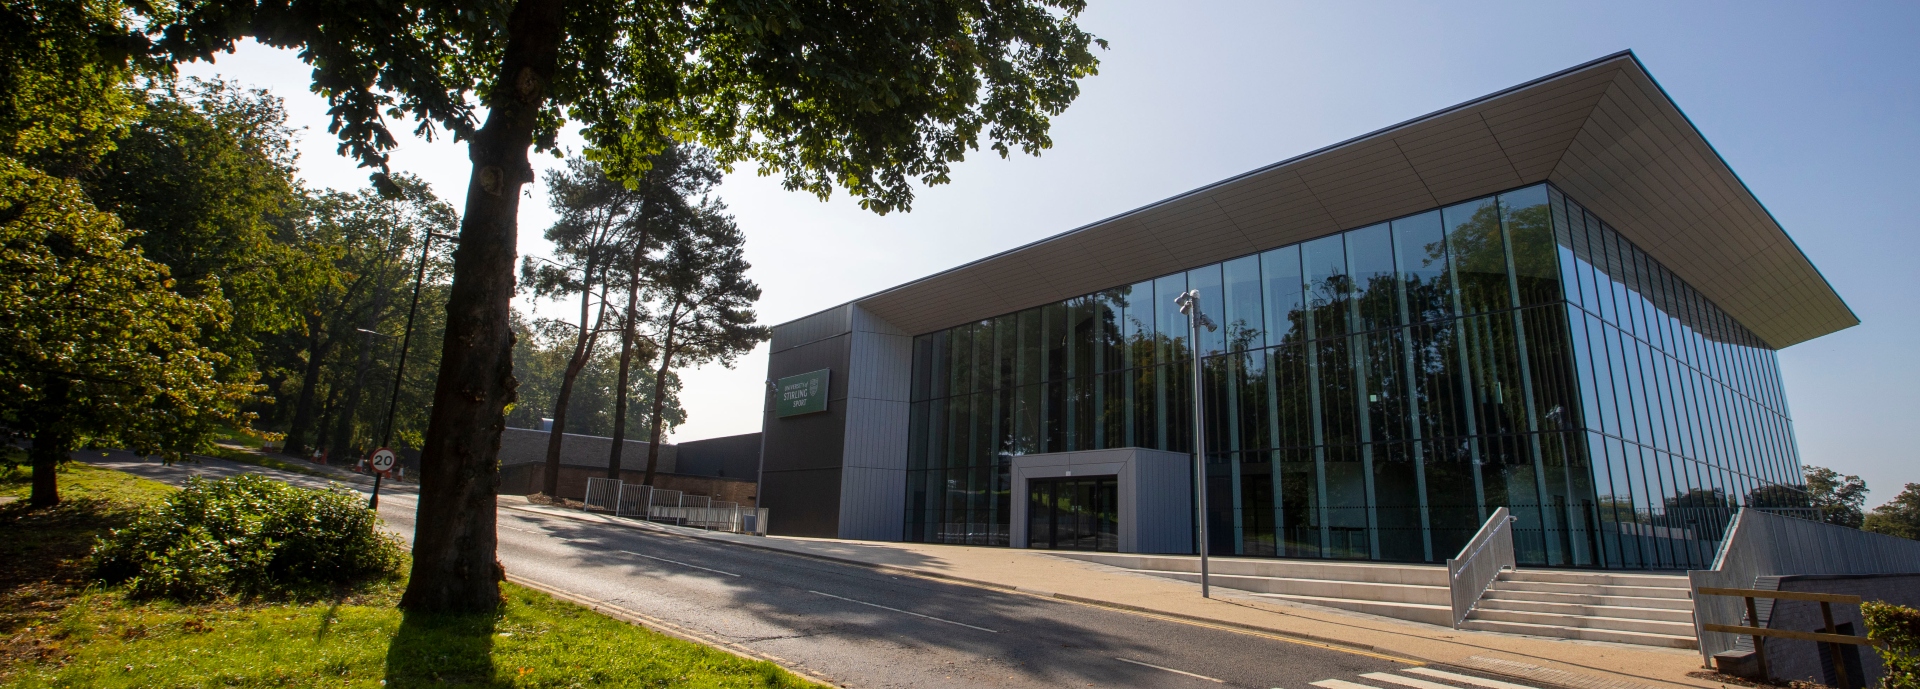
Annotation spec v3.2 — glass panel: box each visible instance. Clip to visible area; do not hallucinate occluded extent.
[1346,223,1397,332]
[1223,254,1265,352]
[1303,234,1348,340]
[1154,273,1188,366]
[994,314,1017,391]
[1125,279,1155,370]
[1445,197,1511,315]
[1262,245,1306,344]
[1070,296,1095,381]
[1392,210,1450,324]
[1501,185,1559,307]
[973,319,995,394]
[1017,308,1041,388]
[1043,302,1067,383]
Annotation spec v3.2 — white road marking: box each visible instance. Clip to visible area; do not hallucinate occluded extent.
[1113,657,1225,683]
[807,590,998,633]
[1405,668,1538,689]
[1312,679,1381,689]
[1363,672,1479,689]
[620,550,741,577]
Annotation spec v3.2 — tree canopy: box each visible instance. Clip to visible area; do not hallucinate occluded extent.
[1805,464,1870,529]
[118,0,1106,613]
[0,157,254,505]
[1865,483,1920,541]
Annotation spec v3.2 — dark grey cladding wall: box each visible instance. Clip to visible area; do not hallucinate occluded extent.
[760,304,913,540]
[673,432,763,479]
[761,308,854,537]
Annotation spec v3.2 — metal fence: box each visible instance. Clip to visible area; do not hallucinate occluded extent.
[570,479,766,534]
[615,483,653,518]
[583,477,621,513]
[647,489,685,524]
[1446,507,1515,628]
[1689,507,1920,664]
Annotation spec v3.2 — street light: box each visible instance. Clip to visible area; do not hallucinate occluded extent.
[369,229,457,510]
[1174,289,1217,598]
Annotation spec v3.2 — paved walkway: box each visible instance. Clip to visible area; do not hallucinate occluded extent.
[506,500,1723,689]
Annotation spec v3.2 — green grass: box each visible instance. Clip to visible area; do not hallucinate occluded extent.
[198,443,333,478]
[0,464,820,688]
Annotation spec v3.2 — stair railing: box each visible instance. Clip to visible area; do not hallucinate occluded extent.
[1447,507,1516,628]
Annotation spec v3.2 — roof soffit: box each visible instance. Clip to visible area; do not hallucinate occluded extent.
[827,53,1852,347]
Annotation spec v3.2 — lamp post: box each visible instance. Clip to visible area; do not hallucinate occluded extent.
[369,230,456,510]
[1174,289,1217,598]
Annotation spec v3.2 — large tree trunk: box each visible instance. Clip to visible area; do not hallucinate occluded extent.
[604,268,641,480]
[284,319,328,455]
[540,257,603,496]
[641,317,678,487]
[330,328,378,457]
[28,378,70,508]
[400,0,566,614]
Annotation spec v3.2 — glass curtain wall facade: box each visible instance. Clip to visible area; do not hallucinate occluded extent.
[1552,190,1804,569]
[904,183,1805,569]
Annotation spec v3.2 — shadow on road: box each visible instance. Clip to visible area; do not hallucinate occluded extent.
[519,517,1218,687]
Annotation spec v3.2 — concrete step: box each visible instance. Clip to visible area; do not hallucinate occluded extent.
[1460,618,1698,649]
[1467,608,1697,636]
[1500,570,1690,589]
[1130,569,1449,605]
[1253,593,1453,627]
[1488,579,1692,599]
[1476,597,1695,623]
[1050,551,1447,586]
[1483,588,1694,610]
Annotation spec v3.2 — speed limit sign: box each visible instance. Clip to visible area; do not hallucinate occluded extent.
[370,448,397,474]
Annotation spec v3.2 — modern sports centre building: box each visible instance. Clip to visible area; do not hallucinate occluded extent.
[753,52,1855,571]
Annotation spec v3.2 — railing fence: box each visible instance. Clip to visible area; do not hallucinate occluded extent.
[616,483,654,518]
[564,479,766,535]
[583,477,621,513]
[1446,507,1516,628]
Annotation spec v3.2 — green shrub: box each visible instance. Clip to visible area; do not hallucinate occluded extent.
[91,475,404,600]
[1866,601,1920,689]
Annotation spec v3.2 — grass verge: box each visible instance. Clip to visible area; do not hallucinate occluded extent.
[199,443,334,479]
[0,463,820,688]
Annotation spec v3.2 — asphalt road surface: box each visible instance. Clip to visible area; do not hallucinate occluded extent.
[90,452,1540,689]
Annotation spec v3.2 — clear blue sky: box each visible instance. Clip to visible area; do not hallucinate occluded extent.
[182,1,1919,506]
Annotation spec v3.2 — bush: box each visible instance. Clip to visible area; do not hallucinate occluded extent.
[92,475,404,600]
[1866,601,1920,689]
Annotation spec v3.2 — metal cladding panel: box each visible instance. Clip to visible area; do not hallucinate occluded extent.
[759,398,847,473]
[769,305,850,353]
[760,468,842,538]
[841,397,909,470]
[845,331,912,403]
[836,307,913,540]
[772,51,1850,354]
[837,466,906,541]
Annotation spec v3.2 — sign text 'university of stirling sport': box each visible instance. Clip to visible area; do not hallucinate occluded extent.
[775,369,830,418]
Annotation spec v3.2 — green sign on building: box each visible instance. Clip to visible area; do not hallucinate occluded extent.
[774,369,830,417]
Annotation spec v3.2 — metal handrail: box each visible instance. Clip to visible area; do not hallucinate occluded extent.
[1446,507,1516,628]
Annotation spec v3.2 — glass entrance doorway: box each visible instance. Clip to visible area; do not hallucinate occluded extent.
[1028,477,1118,551]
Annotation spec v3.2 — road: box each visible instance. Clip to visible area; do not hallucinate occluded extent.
[90,452,1545,689]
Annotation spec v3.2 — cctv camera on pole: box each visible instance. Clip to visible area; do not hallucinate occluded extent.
[1174,289,1217,598]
